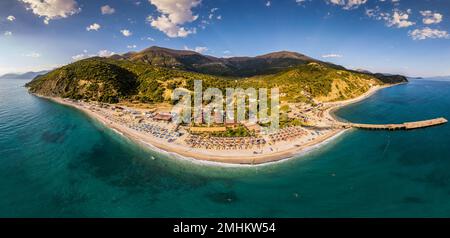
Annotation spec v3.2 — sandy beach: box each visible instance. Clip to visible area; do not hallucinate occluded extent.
[35,83,399,165]
[324,83,406,122]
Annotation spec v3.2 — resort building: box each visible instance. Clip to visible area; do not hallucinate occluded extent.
[243,122,262,134]
[153,113,172,122]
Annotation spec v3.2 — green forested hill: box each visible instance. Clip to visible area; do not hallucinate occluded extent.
[26,59,137,103]
[26,48,407,104]
[111,46,346,77]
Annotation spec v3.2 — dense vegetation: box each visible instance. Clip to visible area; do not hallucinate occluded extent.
[26,59,137,103]
[26,47,407,104]
[210,125,255,137]
[115,46,338,77]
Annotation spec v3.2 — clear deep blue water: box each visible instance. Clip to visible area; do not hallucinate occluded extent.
[1,78,450,217]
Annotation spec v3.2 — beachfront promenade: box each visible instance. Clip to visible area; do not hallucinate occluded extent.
[334,117,448,131]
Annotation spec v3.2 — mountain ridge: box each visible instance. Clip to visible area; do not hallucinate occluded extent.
[0,70,50,80]
[26,46,408,104]
[110,46,348,77]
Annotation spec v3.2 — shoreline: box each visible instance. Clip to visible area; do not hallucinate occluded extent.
[325,82,406,122]
[33,83,401,166]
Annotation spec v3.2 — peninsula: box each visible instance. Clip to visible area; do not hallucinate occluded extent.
[26,46,438,165]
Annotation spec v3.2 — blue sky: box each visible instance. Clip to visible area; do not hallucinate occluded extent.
[0,0,449,77]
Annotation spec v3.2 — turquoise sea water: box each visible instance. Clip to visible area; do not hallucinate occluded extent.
[1,78,450,217]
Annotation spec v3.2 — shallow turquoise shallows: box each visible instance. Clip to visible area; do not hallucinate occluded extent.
[1,78,450,217]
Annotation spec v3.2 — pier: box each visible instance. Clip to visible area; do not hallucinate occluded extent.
[335,117,448,131]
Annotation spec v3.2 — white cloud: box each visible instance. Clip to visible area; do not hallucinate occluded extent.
[184,46,208,53]
[409,27,449,40]
[322,54,343,58]
[72,54,88,61]
[7,16,16,22]
[101,5,115,15]
[147,0,201,38]
[120,29,132,37]
[365,8,379,18]
[4,31,12,36]
[420,10,443,25]
[295,0,312,7]
[388,10,415,28]
[194,46,208,53]
[127,45,137,49]
[266,1,271,7]
[367,9,415,28]
[24,52,41,58]
[328,0,367,10]
[206,7,221,23]
[71,49,115,61]
[97,50,115,57]
[86,23,101,31]
[19,0,80,24]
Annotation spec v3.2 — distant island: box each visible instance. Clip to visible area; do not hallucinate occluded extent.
[0,70,50,80]
[25,46,416,165]
[425,76,450,81]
